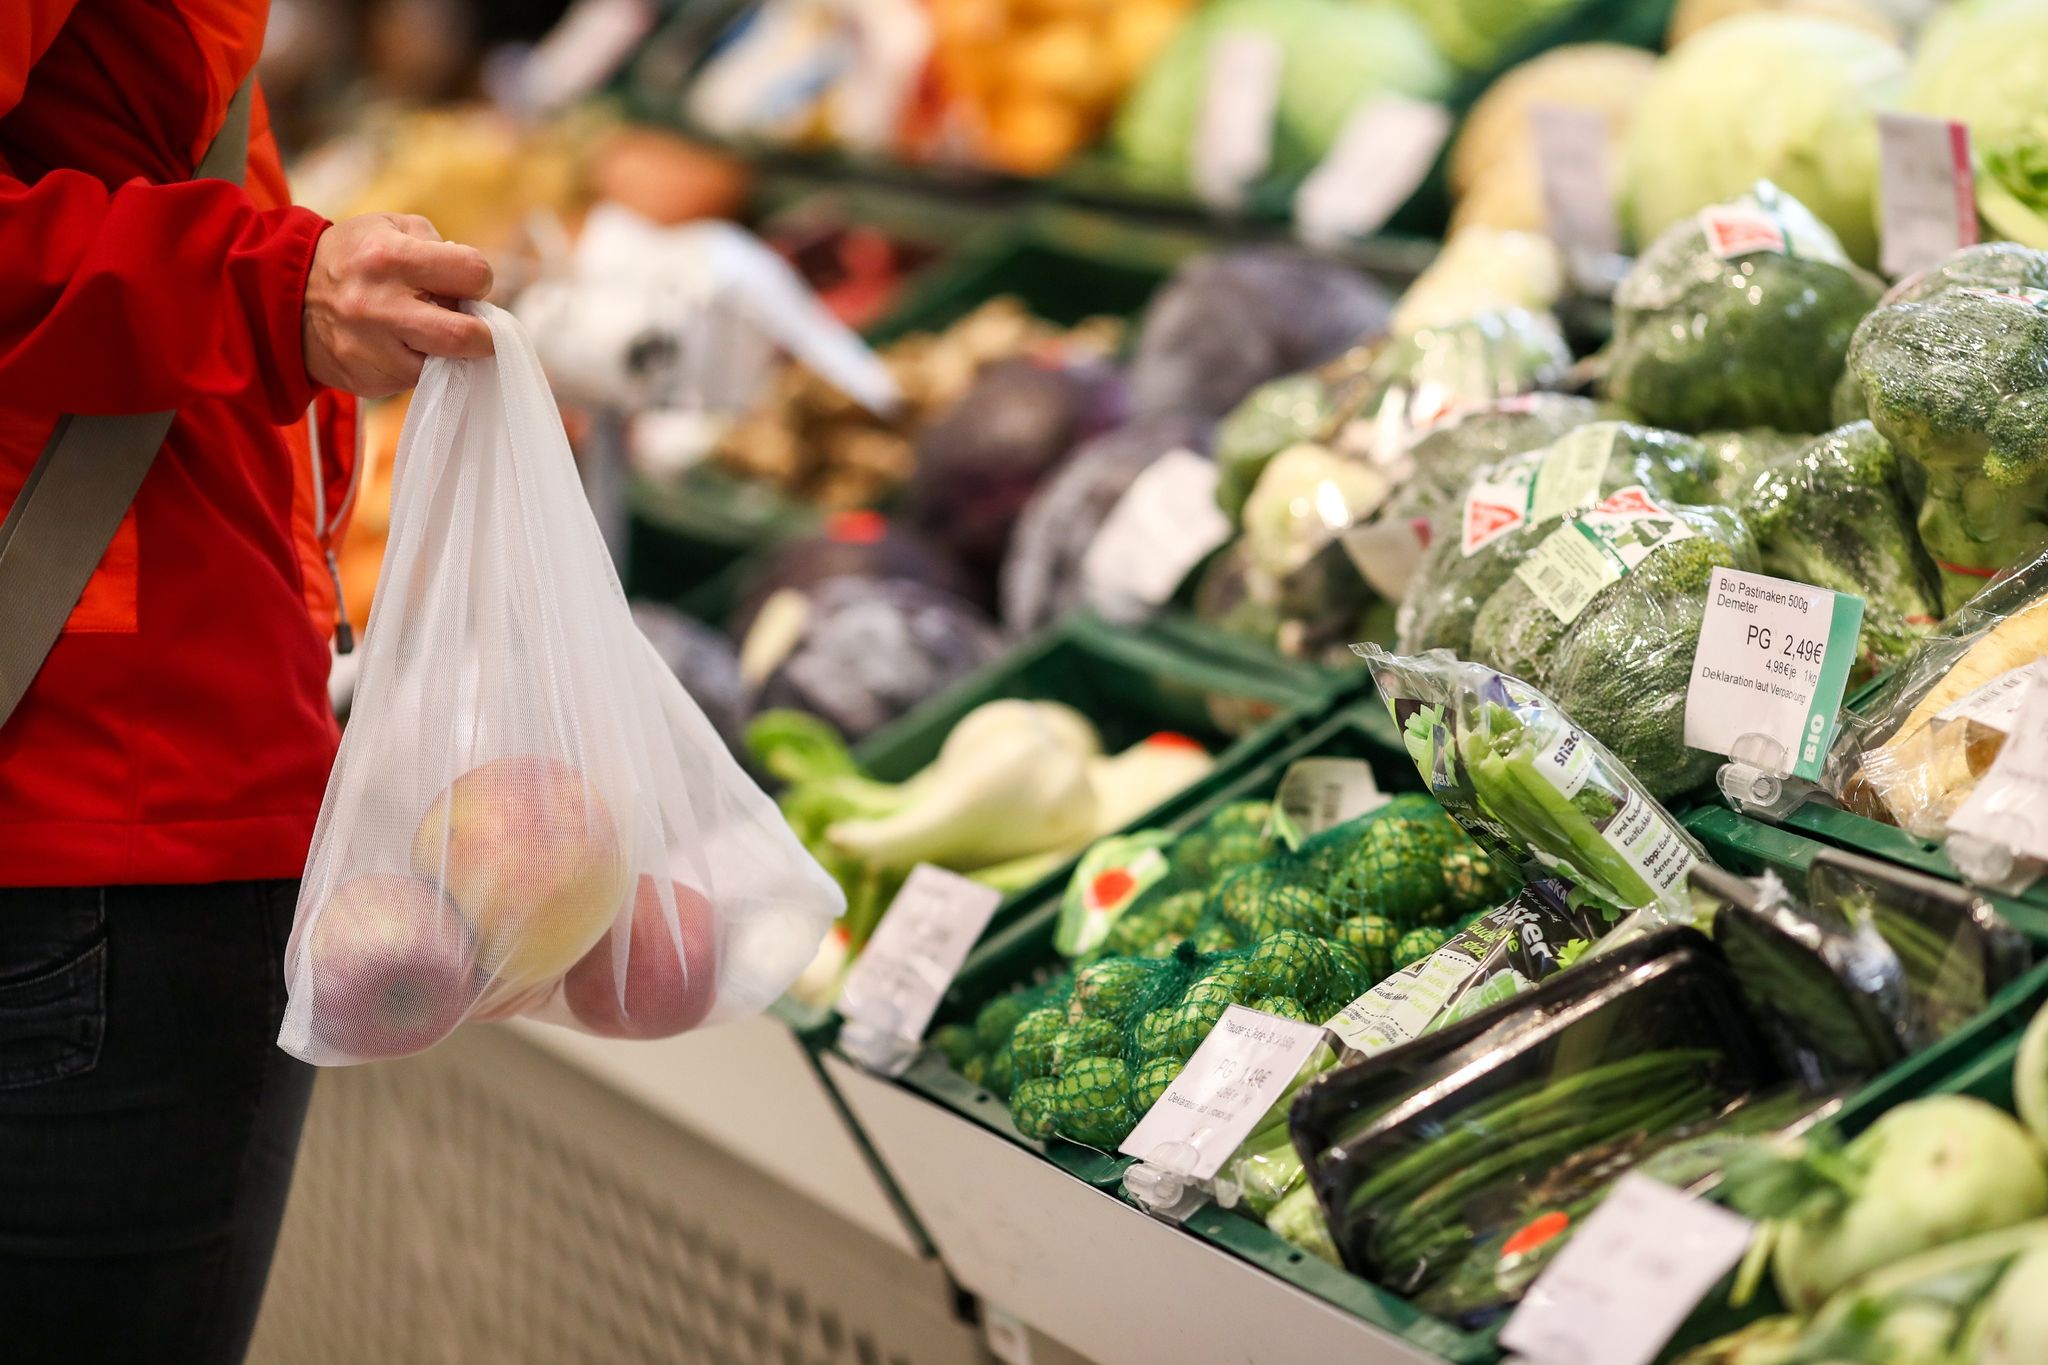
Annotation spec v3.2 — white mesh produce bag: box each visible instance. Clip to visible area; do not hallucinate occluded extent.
[282,304,843,1065]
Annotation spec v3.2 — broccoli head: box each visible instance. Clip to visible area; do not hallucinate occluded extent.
[1398,421,1718,656]
[1849,241,2048,609]
[1695,428,1812,504]
[1539,518,1760,799]
[1605,185,1882,434]
[1403,392,1603,511]
[1741,422,1944,677]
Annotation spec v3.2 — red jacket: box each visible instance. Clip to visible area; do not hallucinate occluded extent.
[0,0,355,887]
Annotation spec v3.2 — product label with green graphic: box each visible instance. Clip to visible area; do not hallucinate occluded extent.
[1514,485,1695,624]
[1681,567,1865,782]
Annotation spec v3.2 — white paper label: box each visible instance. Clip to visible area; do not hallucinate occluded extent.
[1515,487,1696,625]
[1683,568,1865,782]
[1501,1174,1755,1365]
[1951,672,2048,861]
[1082,449,1232,618]
[1274,758,1388,844]
[1294,97,1451,247]
[1326,945,1483,1053]
[837,865,1003,1043]
[523,0,656,109]
[1192,32,1283,212]
[1698,183,1848,268]
[1462,426,1617,556]
[1879,112,1978,280]
[1118,1005,1326,1180]
[1532,104,1619,258]
[1342,513,1432,600]
[1938,660,2046,732]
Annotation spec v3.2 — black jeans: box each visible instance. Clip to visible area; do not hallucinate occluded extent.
[0,881,315,1364]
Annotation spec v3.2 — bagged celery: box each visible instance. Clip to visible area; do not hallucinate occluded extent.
[1359,647,1706,920]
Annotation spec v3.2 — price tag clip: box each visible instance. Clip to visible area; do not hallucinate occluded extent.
[1715,731,1819,824]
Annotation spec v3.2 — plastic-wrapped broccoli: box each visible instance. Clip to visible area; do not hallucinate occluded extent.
[1848,241,2048,610]
[1401,393,1605,518]
[1520,515,1761,798]
[1606,183,1882,434]
[1397,421,1724,659]
[1742,422,1944,677]
[1694,428,1811,504]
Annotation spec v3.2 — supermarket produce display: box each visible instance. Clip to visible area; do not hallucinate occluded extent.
[292,1,2048,1359]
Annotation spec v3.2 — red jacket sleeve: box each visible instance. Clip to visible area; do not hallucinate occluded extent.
[0,169,328,421]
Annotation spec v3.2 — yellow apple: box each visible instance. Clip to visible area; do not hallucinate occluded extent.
[411,755,629,987]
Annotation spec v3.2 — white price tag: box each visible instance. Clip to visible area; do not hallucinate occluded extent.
[1081,449,1232,619]
[1274,758,1388,846]
[1501,1174,1754,1365]
[1880,112,1978,280]
[1951,671,2048,861]
[1118,1005,1326,1180]
[1938,659,2046,732]
[837,865,1003,1044]
[1532,104,1619,258]
[1341,513,1432,601]
[1294,97,1451,247]
[1683,568,1865,782]
[1192,32,1284,213]
[522,0,656,109]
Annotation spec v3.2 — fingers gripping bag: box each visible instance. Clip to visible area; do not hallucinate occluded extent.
[282,305,844,1064]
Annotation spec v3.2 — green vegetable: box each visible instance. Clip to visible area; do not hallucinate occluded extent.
[1402,394,1604,519]
[1526,518,1762,798]
[1010,1078,1059,1141]
[1848,242,2048,610]
[2021,1000,2048,1151]
[1009,1007,1066,1083]
[930,1024,978,1071]
[1253,996,1311,1024]
[1391,925,1450,968]
[1606,184,1882,434]
[974,995,1029,1054]
[1720,1095,2048,1314]
[1050,1019,1121,1074]
[1049,1056,1137,1148]
[1111,0,1450,196]
[1620,13,1906,267]
[1696,428,1813,504]
[985,1045,1016,1099]
[1398,421,1721,660]
[1132,1056,1184,1115]
[1265,1182,1343,1266]
[1742,421,1944,677]
[1384,0,1577,74]
[1906,0,2048,250]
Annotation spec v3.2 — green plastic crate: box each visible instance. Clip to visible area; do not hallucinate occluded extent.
[863,760,2048,1365]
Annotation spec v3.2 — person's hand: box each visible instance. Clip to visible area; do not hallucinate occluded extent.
[302,213,495,397]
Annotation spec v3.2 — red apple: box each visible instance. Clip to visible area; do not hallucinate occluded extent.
[308,875,478,1060]
[563,876,718,1038]
[411,755,629,987]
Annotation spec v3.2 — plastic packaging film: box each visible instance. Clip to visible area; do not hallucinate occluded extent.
[283,305,844,1065]
[1826,545,2048,838]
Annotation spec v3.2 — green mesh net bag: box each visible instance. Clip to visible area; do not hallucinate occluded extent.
[1086,799,1282,962]
[945,795,1519,1152]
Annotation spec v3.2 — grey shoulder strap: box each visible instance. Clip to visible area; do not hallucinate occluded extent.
[0,76,254,729]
